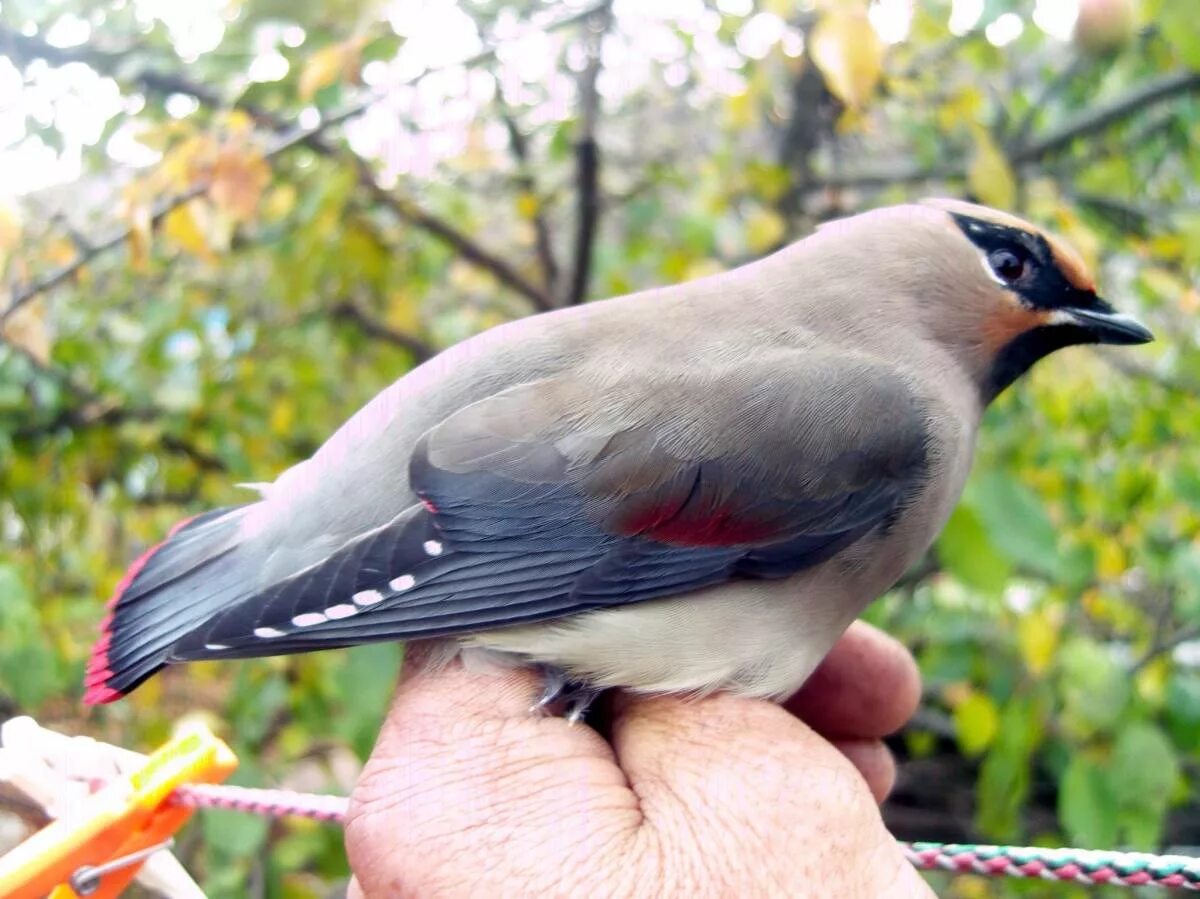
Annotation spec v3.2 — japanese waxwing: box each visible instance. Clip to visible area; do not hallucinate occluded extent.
[85,198,1152,714]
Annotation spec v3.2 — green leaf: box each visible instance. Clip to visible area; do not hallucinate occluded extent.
[976,694,1042,839]
[333,641,403,759]
[0,564,64,708]
[1159,1,1200,67]
[936,504,1012,594]
[972,472,1066,579]
[1057,638,1129,737]
[1110,722,1179,810]
[1059,755,1118,848]
[201,761,270,858]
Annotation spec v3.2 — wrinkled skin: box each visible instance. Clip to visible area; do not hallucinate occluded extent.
[345,622,934,898]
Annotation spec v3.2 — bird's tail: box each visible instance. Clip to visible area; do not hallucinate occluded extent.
[84,505,250,704]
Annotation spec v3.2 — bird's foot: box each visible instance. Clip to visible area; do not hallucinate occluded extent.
[532,666,604,725]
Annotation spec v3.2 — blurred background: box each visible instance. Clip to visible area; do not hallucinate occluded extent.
[0,0,1196,895]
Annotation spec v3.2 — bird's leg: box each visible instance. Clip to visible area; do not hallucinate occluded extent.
[533,664,570,712]
[532,665,604,724]
[563,683,604,725]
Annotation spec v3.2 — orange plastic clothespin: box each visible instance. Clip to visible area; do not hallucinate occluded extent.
[0,726,237,899]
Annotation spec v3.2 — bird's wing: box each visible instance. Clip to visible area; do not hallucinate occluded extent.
[171,354,931,658]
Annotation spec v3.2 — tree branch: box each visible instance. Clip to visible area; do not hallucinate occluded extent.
[331,300,435,362]
[816,69,1200,190]
[564,0,614,307]
[353,159,555,311]
[1012,69,1200,163]
[499,103,559,295]
[1,3,615,321]
[1,183,206,325]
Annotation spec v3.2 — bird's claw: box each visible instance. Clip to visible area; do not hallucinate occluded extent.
[532,666,603,724]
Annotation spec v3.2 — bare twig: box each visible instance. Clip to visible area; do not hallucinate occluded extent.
[816,69,1200,190]
[1007,56,1089,153]
[331,300,435,361]
[564,0,615,307]
[353,160,554,311]
[775,29,837,224]
[1,183,206,325]
[1013,69,1200,163]
[1131,623,1200,674]
[499,103,560,295]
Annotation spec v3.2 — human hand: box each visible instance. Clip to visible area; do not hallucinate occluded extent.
[345,622,933,898]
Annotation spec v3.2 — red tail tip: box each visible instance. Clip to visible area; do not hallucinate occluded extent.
[86,513,202,707]
[83,684,123,705]
[83,666,112,688]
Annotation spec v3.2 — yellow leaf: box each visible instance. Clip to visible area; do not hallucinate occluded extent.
[0,202,21,276]
[386,290,422,334]
[158,133,217,192]
[221,108,256,137]
[1135,656,1168,705]
[164,201,215,262]
[299,39,363,101]
[270,398,296,435]
[1017,607,1060,676]
[936,86,984,130]
[209,146,271,222]
[952,689,1000,757]
[0,297,51,364]
[809,9,885,109]
[724,91,754,129]
[42,236,76,267]
[263,183,297,221]
[684,259,725,281]
[745,207,787,253]
[516,191,540,220]
[1096,539,1126,579]
[967,126,1016,210]
[122,185,154,273]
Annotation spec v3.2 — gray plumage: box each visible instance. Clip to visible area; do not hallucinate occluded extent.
[85,199,1151,704]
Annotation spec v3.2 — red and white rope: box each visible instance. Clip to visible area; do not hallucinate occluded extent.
[163,783,1200,891]
[170,783,348,823]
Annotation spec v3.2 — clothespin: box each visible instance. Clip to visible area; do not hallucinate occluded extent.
[0,716,208,898]
[0,717,237,899]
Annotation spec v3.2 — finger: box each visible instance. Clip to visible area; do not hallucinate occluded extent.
[346,876,364,899]
[345,650,639,896]
[831,738,896,804]
[607,691,907,887]
[609,690,864,806]
[783,621,920,739]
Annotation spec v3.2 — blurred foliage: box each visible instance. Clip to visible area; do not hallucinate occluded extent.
[0,0,1197,895]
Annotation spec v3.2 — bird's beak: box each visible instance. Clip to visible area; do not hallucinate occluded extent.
[1061,299,1154,345]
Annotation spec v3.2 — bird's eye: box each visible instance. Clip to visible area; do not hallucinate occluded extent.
[987,248,1030,284]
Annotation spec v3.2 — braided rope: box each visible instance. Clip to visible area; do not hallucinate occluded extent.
[170,783,348,823]
[162,783,1200,890]
[902,842,1200,890]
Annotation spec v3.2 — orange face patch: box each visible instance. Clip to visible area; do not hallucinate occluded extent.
[981,303,1053,354]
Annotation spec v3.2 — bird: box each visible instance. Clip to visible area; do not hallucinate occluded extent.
[84,198,1152,716]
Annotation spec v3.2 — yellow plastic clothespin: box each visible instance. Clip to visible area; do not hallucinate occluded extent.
[0,725,237,899]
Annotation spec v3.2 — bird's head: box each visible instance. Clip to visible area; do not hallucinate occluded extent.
[915,197,1152,401]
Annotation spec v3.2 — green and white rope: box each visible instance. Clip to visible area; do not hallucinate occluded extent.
[902,842,1200,890]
